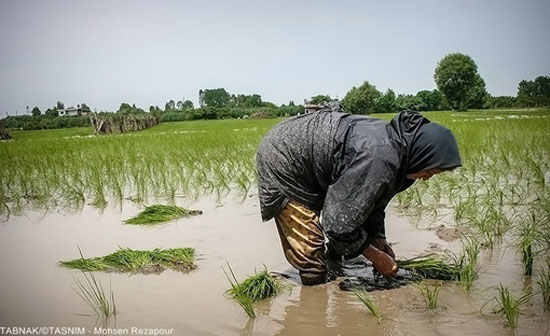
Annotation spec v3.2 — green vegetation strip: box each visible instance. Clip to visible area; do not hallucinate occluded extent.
[124,205,202,225]
[60,247,196,273]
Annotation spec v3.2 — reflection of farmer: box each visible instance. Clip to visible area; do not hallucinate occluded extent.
[256,103,461,285]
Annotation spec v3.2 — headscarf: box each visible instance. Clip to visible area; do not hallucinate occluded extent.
[390,110,462,173]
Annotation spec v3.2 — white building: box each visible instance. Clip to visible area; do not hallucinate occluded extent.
[57,104,90,117]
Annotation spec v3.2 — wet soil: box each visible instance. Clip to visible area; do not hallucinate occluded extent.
[0,196,548,335]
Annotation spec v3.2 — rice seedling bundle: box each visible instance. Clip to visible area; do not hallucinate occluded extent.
[225,268,282,302]
[223,263,256,318]
[397,255,460,281]
[225,265,283,302]
[124,204,202,225]
[60,247,196,273]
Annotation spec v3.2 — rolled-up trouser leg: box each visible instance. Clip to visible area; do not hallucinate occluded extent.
[274,200,326,285]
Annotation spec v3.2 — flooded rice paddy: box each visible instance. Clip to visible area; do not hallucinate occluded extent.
[0,194,548,335]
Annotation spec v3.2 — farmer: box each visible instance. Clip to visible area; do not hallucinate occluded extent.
[256,102,461,285]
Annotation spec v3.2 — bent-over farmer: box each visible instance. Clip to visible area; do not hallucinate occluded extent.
[256,103,461,285]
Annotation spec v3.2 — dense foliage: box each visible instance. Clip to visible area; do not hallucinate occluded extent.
[434,53,487,111]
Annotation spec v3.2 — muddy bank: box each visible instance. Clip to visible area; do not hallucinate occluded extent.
[0,196,548,335]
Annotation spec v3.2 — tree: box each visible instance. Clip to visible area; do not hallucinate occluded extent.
[117,102,144,114]
[517,75,550,107]
[45,106,58,117]
[31,106,41,117]
[374,89,397,113]
[434,53,483,111]
[81,103,91,112]
[485,95,516,109]
[203,88,231,108]
[56,101,64,110]
[198,90,205,108]
[415,89,446,111]
[342,81,382,114]
[310,94,332,105]
[467,74,488,109]
[165,99,176,112]
[396,94,425,111]
[118,103,132,113]
[181,100,194,110]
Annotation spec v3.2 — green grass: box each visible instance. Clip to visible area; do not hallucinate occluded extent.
[353,289,382,322]
[397,255,460,280]
[73,271,117,318]
[416,281,442,310]
[124,204,202,225]
[60,247,196,273]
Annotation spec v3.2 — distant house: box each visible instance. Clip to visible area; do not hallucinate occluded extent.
[57,104,90,117]
[303,99,322,114]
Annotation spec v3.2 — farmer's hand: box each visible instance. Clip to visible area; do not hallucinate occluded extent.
[362,245,397,278]
[370,238,396,260]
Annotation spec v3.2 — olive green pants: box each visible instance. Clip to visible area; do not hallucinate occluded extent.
[274,200,327,285]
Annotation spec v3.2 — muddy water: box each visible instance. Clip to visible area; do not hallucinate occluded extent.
[0,196,548,335]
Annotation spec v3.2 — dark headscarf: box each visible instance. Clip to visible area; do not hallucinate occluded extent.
[390,110,462,173]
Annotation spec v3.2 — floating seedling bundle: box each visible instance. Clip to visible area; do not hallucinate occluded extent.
[224,263,285,318]
[124,204,202,225]
[60,247,196,273]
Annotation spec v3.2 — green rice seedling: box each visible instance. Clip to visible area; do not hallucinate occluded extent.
[73,271,117,318]
[124,204,202,225]
[520,235,534,277]
[416,281,442,310]
[517,213,538,276]
[225,266,282,302]
[223,262,255,318]
[537,264,550,311]
[455,235,480,291]
[353,289,382,322]
[397,255,460,280]
[457,256,476,291]
[60,247,196,273]
[462,235,481,268]
[491,284,532,329]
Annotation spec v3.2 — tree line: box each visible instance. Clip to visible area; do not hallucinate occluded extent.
[3,53,549,130]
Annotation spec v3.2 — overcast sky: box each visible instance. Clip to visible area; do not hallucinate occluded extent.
[0,0,548,115]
